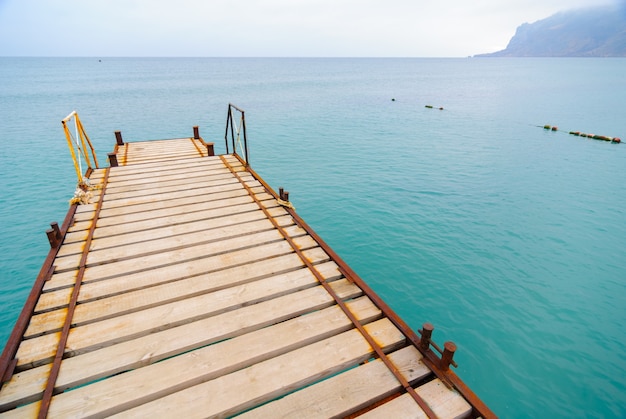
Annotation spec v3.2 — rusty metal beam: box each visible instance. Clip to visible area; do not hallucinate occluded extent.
[37,167,111,418]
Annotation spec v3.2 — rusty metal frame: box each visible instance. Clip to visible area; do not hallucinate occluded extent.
[224,104,249,166]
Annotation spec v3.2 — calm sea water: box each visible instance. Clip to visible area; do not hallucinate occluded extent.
[1,57,625,417]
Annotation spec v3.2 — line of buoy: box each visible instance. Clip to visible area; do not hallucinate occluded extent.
[543,125,621,143]
[425,105,444,110]
[569,131,621,143]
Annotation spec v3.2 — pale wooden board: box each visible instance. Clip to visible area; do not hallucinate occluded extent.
[43,239,298,295]
[10,281,363,408]
[54,212,294,274]
[97,181,261,213]
[238,345,431,418]
[103,175,242,203]
[26,256,321,339]
[110,154,224,177]
[109,318,406,419]
[52,226,287,273]
[105,162,225,188]
[358,379,473,419]
[104,170,235,196]
[103,172,238,201]
[62,198,273,247]
[122,144,203,158]
[123,153,205,165]
[121,145,205,160]
[17,276,359,369]
[9,298,381,415]
[104,168,234,194]
[36,251,326,315]
[70,188,264,230]
[58,211,287,262]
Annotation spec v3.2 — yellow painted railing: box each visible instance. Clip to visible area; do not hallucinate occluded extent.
[61,111,99,184]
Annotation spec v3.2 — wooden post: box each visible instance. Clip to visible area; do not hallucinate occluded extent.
[193,126,200,140]
[108,153,118,167]
[441,341,457,371]
[206,143,214,156]
[114,131,124,146]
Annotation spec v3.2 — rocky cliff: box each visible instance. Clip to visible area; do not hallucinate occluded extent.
[477,5,626,57]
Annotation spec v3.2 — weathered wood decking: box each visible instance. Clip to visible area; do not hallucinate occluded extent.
[0,137,493,418]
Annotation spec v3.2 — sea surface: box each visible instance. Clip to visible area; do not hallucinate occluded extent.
[1,57,625,417]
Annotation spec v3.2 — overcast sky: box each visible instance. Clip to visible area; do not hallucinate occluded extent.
[0,0,620,57]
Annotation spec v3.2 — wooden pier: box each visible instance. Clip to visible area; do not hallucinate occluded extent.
[0,111,495,418]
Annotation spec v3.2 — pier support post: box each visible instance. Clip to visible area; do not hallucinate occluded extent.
[419,322,434,351]
[441,341,457,371]
[279,187,290,202]
[108,153,118,167]
[51,222,62,242]
[46,222,62,248]
[206,143,214,156]
[114,131,124,146]
[193,126,200,140]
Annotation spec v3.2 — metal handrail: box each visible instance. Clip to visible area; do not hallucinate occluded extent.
[224,103,249,166]
[61,111,99,184]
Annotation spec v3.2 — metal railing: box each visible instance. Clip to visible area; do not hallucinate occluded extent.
[224,103,249,166]
[62,111,99,184]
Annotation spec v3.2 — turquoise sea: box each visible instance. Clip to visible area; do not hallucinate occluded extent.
[1,57,625,417]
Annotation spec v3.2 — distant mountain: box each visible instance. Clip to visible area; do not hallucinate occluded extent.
[477,5,626,57]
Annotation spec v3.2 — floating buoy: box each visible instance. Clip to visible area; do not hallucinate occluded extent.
[546,125,621,144]
[391,98,395,101]
[439,107,444,110]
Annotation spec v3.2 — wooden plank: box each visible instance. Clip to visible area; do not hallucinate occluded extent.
[103,172,237,201]
[238,345,431,418]
[58,211,287,261]
[102,176,242,203]
[97,181,259,213]
[36,251,329,315]
[4,298,381,414]
[104,170,234,196]
[109,155,224,177]
[26,257,324,339]
[108,318,406,418]
[62,199,274,248]
[56,214,292,275]
[16,276,359,369]
[104,172,235,198]
[358,379,473,419]
[10,281,363,405]
[52,227,287,273]
[69,189,264,231]
[43,239,302,295]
